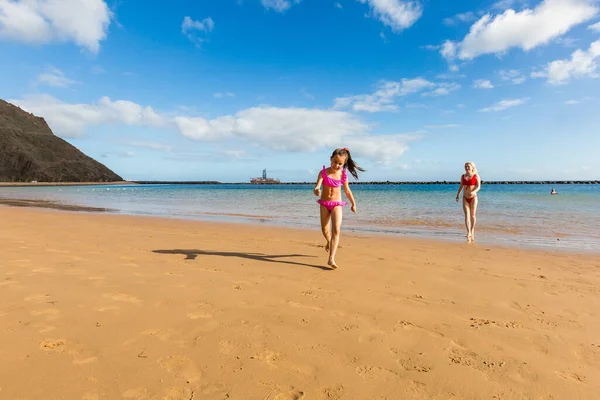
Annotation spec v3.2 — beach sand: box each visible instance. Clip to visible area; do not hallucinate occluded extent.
[1,206,599,399]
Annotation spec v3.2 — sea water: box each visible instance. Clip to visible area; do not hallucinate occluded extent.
[1,183,599,252]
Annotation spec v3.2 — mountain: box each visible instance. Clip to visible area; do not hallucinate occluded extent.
[0,99,123,182]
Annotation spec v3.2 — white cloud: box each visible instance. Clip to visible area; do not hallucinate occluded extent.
[0,0,112,53]
[473,79,494,88]
[121,140,173,152]
[499,69,526,84]
[333,78,435,112]
[479,98,527,112]
[422,44,440,50]
[556,36,579,47]
[335,2,343,8]
[181,16,214,45]
[589,21,600,31]
[421,82,461,96]
[424,124,460,129]
[174,107,364,148]
[182,16,214,33]
[213,92,236,98]
[443,11,476,26]
[9,94,417,163]
[261,0,301,12]
[492,0,527,10]
[10,94,167,137]
[35,66,78,88]
[343,132,423,164]
[445,0,598,61]
[358,0,423,32]
[564,99,579,104]
[532,39,600,84]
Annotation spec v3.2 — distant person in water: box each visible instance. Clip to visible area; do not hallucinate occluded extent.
[551,188,558,195]
[455,161,481,242]
[313,148,364,269]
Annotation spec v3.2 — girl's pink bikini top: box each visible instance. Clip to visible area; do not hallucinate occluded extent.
[322,165,347,187]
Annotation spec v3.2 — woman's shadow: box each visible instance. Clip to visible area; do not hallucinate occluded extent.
[152,249,331,270]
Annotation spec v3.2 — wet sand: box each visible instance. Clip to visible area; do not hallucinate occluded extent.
[1,206,599,399]
[0,198,115,212]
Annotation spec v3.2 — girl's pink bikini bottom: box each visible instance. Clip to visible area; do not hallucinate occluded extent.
[317,199,347,211]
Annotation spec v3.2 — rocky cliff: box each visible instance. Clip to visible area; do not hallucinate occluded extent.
[0,99,123,182]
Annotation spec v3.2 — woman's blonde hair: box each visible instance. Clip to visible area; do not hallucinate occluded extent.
[464,161,477,174]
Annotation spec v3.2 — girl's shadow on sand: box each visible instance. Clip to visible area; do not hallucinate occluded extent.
[152,249,331,270]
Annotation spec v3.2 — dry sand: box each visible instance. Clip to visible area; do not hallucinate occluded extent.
[1,206,599,399]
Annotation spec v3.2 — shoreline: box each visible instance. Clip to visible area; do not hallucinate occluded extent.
[1,180,598,186]
[1,206,599,399]
[1,196,599,255]
[135,180,600,185]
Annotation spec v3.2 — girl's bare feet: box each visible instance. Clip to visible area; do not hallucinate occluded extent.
[325,240,330,253]
[327,259,338,269]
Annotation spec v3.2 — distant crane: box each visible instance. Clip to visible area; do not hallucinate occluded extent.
[250,168,280,184]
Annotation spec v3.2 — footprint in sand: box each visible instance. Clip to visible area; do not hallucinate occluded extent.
[40,339,67,352]
[122,387,150,399]
[250,350,283,367]
[141,329,187,346]
[187,312,213,319]
[355,365,400,380]
[162,387,194,400]
[358,330,387,343]
[219,340,235,355]
[95,305,120,312]
[320,384,344,400]
[447,346,505,372]
[25,294,51,303]
[39,339,98,364]
[102,293,142,304]
[158,356,202,383]
[555,371,587,384]
[273,388,305,400]
[393,320,445,338]
[469,318,525,329]
[287,301,323,311]
[82,393,100,400]
[197,382,232,399]
[397,355,432,372]
[341,323,359,332]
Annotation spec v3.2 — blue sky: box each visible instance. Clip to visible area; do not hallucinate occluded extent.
[1,0,600,182]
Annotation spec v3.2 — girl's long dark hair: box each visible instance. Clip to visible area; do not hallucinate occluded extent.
[331,147,365,180]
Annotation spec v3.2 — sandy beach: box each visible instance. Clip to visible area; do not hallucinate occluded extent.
[1,206,599,399]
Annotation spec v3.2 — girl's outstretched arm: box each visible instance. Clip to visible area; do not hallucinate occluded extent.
[343,181,357,213]
[455,178,464,202]
[314,172,323,197]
